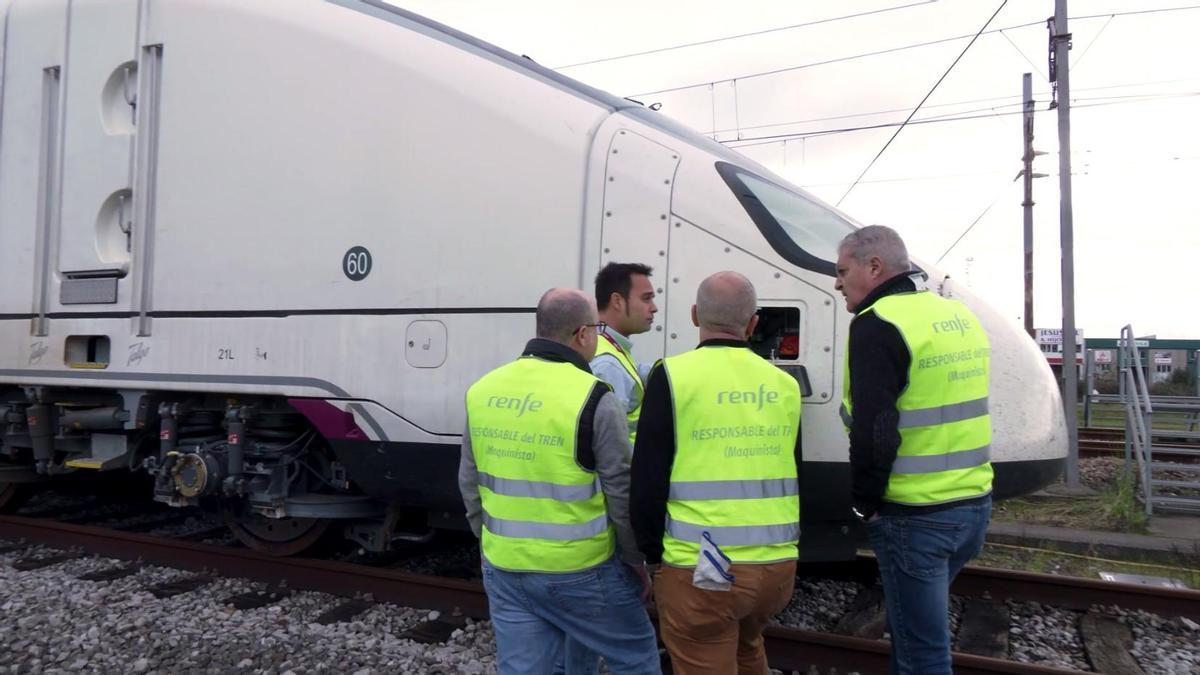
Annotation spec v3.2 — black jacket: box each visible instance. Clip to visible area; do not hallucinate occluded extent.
[846,274,988,519]
[629,339,803,564]
[520,338,608,471]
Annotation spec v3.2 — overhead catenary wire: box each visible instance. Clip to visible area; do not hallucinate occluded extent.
[707,76,1200,137]
[1069,13,1117,73]
[998,28,1048,81]
[709,92,1027,137]
[623,5,1200,99]
[935,178,1018,264]
[720,90,1200,149]
[727,108,1031,149]
[835,0,1010,207]
[552,0,937,70]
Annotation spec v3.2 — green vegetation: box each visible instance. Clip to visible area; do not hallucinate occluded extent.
[974,542,1200,589]
[1103,472,1149,531]
[977,462,1200,585]
[1091,369,1196,398]
[1080,402,1199,432]
[994,473,1146,533]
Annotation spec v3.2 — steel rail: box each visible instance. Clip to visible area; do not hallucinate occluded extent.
[1078,442,1199,463]
[807,555,1200,622]
[0,516,1180,673]
[760,625,1086,674]
[953,561,1200,621]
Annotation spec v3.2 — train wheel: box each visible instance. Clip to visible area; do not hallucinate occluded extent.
[225,513,332,556]
[0,481,29,513]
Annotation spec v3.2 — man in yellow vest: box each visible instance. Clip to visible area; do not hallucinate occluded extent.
[631,271,801,675]
[458,287,660,675]
[592,262,658,446]
[560,263,658,675]
[835,225,993,675]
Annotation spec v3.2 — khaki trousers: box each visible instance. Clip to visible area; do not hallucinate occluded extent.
[654,560,796,675]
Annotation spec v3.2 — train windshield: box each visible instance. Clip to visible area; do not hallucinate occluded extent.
[716,162,855,276]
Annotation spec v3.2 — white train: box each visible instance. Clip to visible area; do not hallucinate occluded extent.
[0,0,1067,558]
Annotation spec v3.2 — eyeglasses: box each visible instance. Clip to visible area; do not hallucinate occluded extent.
[573,321,607,336]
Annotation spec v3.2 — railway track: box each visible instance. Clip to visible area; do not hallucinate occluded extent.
[1078,426,1200,463]
[3,515,1197,674]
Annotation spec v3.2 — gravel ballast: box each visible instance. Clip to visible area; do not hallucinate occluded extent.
[6,538,1200,674]
[0,544,495,674]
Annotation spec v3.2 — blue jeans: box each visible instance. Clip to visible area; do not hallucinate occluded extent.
[555,638,598,675]
[555,638,599,675]
[482,556,661,675]
[866,496,991,675]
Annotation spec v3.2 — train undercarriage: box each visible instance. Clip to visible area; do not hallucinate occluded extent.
[0,387,403,556]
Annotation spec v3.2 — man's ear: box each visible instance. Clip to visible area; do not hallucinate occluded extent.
[691,304,699,327]
[745,314,760,339]
[609,291,625,314]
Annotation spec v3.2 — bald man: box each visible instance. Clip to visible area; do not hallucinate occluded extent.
[630,272,802,675]
[459,288,660,675]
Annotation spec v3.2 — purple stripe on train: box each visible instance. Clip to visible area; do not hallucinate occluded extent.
[288,399,369,441]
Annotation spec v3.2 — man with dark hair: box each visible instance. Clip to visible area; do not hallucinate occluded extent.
[459,287,659,675]
[592,263,658,445]
[835,225,992,675]
[558,265,658,675]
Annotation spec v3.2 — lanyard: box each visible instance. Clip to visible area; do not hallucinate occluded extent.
[600,330,644,393]
[600,331,632,362]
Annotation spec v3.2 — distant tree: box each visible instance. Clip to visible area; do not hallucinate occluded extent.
[1094,374,1120,395]
[1149,368,1194,396]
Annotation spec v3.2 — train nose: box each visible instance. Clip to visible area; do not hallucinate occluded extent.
[935,274,1068,498]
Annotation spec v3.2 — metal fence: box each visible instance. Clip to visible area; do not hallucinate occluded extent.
[1116,325,1200,515]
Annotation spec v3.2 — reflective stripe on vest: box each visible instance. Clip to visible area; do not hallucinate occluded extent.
[466,357,614,572]
[842,291,993,506]
[841,396,987,429]
[594,333,643,445]
[483,513,610,540]
[665,516,800,547]
[662,346,801,566]
[890,444,990,474]
[898,397,989,428]
[479,471,599,501]
[669,477,799,500]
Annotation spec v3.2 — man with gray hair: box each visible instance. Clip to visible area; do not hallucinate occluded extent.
[835,225,993,675]
[631,272,802,674]
[459,287,660,675]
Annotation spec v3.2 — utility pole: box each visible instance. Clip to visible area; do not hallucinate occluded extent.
[1051,0,1080,488]
[1022,72,1035,339]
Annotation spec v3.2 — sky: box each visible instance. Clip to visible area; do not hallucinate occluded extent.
[388,0,1200,339]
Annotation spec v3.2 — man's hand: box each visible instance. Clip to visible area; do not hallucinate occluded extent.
[627,563,652,602]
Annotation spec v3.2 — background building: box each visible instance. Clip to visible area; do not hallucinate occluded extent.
[1035,328,1084,380]
[1035,330,1200,392]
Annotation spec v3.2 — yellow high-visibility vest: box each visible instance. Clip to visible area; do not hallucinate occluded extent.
[594,333,643,445]
[842,291,993,506]
[662,346,801,566]
[466,357,614,572]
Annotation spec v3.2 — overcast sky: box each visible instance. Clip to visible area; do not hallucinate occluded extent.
[389,0,1200,339]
